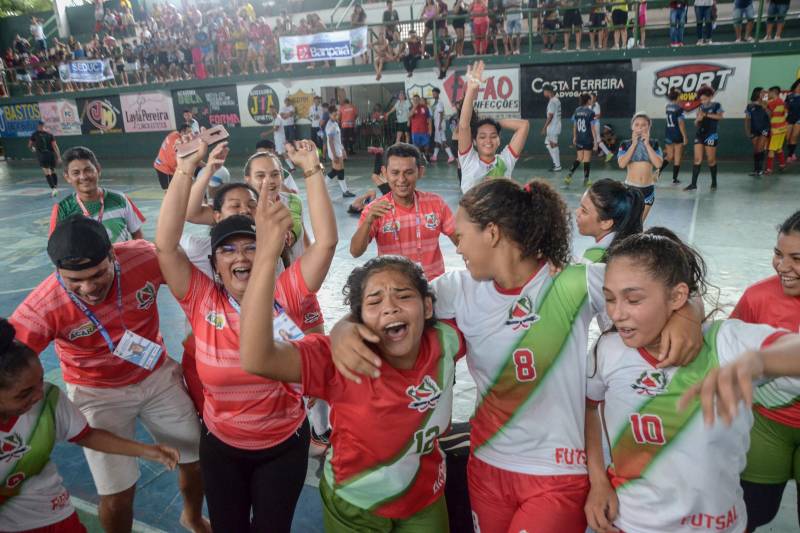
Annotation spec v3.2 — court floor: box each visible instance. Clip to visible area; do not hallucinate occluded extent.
[0,153,796,532]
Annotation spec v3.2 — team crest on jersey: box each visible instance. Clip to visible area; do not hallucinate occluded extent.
[406,375,442,412]
[303,311,320,325]
[136,282,156,310]
[0,433,30,464]
[632,369,668,396]
[505,296,539,330]
[424,213,439,230]
[381,220,400,234]
[205,311,226,330]
[68,321,97,341]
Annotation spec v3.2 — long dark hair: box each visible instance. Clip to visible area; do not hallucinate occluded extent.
[0,319,38,390]
[588,179,644,253]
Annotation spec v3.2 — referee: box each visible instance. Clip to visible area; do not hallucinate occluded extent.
[28,120,60,197]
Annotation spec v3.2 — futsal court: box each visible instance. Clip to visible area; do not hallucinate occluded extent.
[0,154,796,532]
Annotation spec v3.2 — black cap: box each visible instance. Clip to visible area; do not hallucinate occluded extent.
[210,215,257,251]
[48,215,111,270]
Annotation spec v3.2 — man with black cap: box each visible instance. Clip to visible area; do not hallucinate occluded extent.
[28,120,61,197]
[10,216,209,533]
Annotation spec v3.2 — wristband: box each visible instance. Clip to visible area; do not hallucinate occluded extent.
[303,163,325,178]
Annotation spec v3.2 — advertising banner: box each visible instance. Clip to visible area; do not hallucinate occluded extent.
[0,103,41,138]
[237,83,284,127]
[520,62,636,119]
[60,59,115,83]
[172,86,241,128]
[635,55,751,118]
[406,68,520,118]
[120,92,176,132]
[748,54,800,93]
[38,100,82,136]
[279,26,369,64]
[77,96,124,134]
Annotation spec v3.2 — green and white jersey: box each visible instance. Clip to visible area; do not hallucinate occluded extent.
[50,188,145,243]
[587,320,794,533]
[458,145,520,193]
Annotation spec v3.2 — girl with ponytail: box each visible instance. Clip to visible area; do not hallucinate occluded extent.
[575,178,645,262]
[0,319,178,533]
[585,229,800,533]
[330,178,703,533]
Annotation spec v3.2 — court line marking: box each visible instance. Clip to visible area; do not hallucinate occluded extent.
[72,497,166,533]
[0,286,38,295]
[687,193,700,245]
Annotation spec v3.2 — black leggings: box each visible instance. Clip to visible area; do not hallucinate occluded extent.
[742,479,800,531]
[199,420,310,533]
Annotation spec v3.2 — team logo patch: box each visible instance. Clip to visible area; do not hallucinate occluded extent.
[381,220,400,234]
[406,375,442,412]
[632,369,668,396]
[505,296,539,330]
[303,311,320,325]
[652,63,735,112]
[68,321,97,341]
[424,213,439,230]
[205,311,226,330]
[0,433,30,464]
[136,282,156,310]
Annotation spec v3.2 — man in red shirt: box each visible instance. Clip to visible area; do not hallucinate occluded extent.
[10,216,208,533]
[153,123,192,190]
[410,94,432,160]
[350,142,457,280]
[339,98,358,155]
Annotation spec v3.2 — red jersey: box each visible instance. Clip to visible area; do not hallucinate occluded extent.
[296,321,466,518]
[10,240,167,388]
[768,97,788,135]
[340,104,357,128]
[153,131,181,175]
[179,260,320,449]
[359,190,455,280]
[410,105,431,134]
[731,274,800,427]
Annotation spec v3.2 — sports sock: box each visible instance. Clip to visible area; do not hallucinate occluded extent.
[433,147,440,158]
[753,152,760,172]
[777,151,786,166]
[690,164,701,186]
[766,155,774,172]
[672,164,681,182]
[583,162,590,179]
[337,170,349,193]
[788,143,797,156]
[660,160,670,173]
[569,160,580,174]
[548,145,561,167]
[709,164,717,187]
[445,146,454,158]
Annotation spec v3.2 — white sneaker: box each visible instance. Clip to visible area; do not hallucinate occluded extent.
[50,188,58,197]
[734,38,742,43]
[745,36,754,42]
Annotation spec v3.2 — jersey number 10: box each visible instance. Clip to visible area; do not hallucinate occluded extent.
[629,413,666,445]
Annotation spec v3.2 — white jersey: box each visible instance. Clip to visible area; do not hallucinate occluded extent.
[459,145,519,193]
[0,385,89,531]
[326,120,343,158]
[432,99,445,131]
[279,104,295,126]
[309,104,323,128]
[546,97,562,134]
[273,115,287,154]
[395,100,411,124]
[433,263,607,475]
[587,320,794,533]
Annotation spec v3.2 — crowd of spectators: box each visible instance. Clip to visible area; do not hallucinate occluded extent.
[0,0,794,95]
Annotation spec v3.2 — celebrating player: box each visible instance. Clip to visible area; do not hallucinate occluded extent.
[617,112,663,220]
[239,200,464,530]
[458,61,529,192]
[575,179,644,262]
[585,228,800,533]
[565,93,599,188]
[330,178,702,533]
[685,85,724,191]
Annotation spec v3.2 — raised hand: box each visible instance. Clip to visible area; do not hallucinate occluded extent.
[255,183,294,260]
[285,139,321,172]
[466,60,485,89]
[206,141,229,174]
[366,199,393,222]
[177,139,207,170]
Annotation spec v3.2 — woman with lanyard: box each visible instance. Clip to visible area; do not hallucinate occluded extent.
[50,146,144,243]
[155,139,337,533]
[575,178,644,263]
[329,178,703,533]
[730,209,800,533]
[685,85,724,192]
[617,112,663,220]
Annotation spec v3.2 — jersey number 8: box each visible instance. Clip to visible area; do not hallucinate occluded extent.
[512,348,537,382]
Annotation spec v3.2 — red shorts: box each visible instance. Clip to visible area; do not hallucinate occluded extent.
[19,512,87,533]
[468,456,589,533]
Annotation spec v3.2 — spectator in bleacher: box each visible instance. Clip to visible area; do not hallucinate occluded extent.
[402,29,423,75]
[94,0,104,33]
[13,34,31,56]
[588,0,608,49]
[733,0,756,42]
[539,0,559,51]
[421,0,440,52]
[452,0,469,55]
[436,0,450,38]
[695,0,714,44]
[504,0,523,55]
[487,0,506,55]
[470,0,490,54]
[609,0,629,49]
[383,0,400,42]
[562,0,583,51]
[669,0,687,46]
[436,26,456,78]
[372,33,396,81]
[764,0,790,40]
[637,0,648,47]
[30,17,46,53]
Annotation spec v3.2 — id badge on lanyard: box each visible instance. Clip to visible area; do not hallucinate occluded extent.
[225,293,305,342]
[75,189,104,223]
[57,261,162,370]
